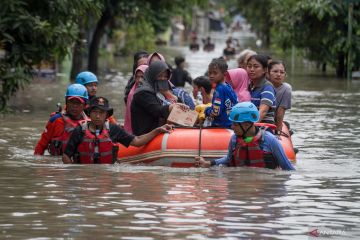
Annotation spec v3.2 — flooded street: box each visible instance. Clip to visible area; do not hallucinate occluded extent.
[1,45,360,239]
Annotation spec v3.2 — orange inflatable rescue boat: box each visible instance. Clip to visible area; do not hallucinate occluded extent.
[117,123,296,167]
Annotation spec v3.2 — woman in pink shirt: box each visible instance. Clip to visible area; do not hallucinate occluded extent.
[124,64,149,133]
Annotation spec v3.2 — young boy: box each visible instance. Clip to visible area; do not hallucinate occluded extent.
[192,76,212,105]
[193,76,213,125]
[205,58,238,128]
[62,97,172,164]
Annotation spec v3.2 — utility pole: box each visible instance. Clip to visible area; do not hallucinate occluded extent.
[347,1,353,81]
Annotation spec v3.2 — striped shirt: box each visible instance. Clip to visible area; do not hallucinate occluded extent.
[249,78,276,123]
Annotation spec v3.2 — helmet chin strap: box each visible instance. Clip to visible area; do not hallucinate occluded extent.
[239,123,254,138]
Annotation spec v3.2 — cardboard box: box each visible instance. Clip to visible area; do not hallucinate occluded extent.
[167,105,199,127]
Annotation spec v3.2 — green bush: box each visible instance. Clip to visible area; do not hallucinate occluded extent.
[121,19,156,55]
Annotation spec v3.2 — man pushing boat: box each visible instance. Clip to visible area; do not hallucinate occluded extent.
[195,102,295,170]
[62,97,172,164]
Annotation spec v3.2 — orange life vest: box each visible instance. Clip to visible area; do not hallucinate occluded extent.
[76,121,115,164]
[230,127,278,169]
[48,113,88,155]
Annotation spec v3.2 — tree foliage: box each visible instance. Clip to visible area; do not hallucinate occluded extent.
[0,0,206,110]
[226,0,360,77]
[271,0,360,77]
[87,0,207,74]
[0,0,101,111]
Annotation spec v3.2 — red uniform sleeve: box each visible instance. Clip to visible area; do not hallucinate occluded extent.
[34,118,64,155]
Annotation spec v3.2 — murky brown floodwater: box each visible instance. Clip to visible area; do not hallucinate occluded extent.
[1,44,360,239]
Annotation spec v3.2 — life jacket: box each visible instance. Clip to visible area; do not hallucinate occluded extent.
[47,112,87,155]
[230,127,279,169]
[76,121,116,164]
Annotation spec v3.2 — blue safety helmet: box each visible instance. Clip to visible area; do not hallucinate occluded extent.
[229,102,259,123]
[75,71,98,85]
[65,84,89,101]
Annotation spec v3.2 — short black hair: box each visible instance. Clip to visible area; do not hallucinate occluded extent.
[174,56,185,66]
[268,60,286,72]
[208,57,228,73]
[193,76,212,94]
[247,54,268,69]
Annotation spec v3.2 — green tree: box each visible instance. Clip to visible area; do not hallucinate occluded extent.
[271,0,360,77]
[0,0,101,111]
[87,0,207,74]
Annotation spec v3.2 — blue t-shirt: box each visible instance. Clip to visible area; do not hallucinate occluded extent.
[214,130,295,170]
[250,78,276,123]
[205,82,238,128]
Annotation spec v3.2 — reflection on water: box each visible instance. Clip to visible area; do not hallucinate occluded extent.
[1,46,360,238]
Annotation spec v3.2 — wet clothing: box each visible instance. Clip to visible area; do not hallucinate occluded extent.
[189,43,200,51]
[203,43,215,51]
[131,61,171,135]
[275,83,292,111]
[34,112,87,155]
[170,68,192,87]
[64,121,135,163]
[230,127,278,169]
[205,82,238,128]
[223,47,236,57]
[77,121,114,164]
[249,78,276,123]
[212,128,295,170]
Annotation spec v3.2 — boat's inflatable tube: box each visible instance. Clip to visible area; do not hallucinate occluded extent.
[117,123,296,167]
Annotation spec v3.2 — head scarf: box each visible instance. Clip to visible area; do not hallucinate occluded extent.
[132,51,148,74]
[226,68,251,102]
[147,52,165,65]
[135,61,171,94]
[124,64,149,133]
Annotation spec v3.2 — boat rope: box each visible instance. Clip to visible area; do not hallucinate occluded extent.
[198,123,202,157]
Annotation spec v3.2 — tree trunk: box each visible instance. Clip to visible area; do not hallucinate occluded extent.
[321,63,326,73]
[336,52,345,78]
[88,8,113,75]
[70,19,85,82]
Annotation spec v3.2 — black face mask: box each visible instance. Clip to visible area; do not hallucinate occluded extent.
[155,80,170,91]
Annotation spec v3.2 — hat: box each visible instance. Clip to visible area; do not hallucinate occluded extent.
[67,96,85,104]
[86,97,113,117]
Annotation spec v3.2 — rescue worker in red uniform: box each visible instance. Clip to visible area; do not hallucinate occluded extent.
[195,102,295,170]
[62,97,173,164]
[34,84,89,155]
[75,71,118,124]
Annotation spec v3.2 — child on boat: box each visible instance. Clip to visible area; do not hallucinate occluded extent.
[205,57,238,128]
